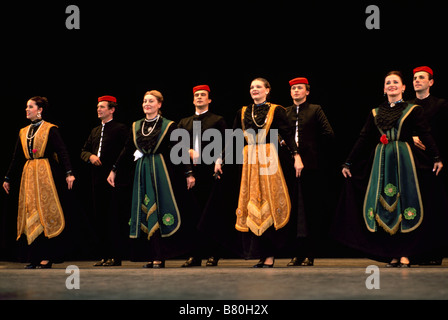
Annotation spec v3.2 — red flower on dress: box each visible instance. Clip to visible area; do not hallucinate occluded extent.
[32,149,38,154]
[380,134,389,145]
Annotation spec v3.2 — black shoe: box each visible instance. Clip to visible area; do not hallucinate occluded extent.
[386,260,400,268]
[25,263,37,269]
[253,258,274,268]
[399,262,411,268]
[287,257,301,267]
[301,258,314,266]
[143,262,153,268]
[153,261,165,268]
[94,259,106,266]
[206,257,219,267]
[103,258,122,266]
[181,257,201,267]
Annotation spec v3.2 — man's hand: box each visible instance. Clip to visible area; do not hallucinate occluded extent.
[89,154,102,166]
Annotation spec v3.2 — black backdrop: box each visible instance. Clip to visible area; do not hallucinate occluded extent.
[2,1,448,260]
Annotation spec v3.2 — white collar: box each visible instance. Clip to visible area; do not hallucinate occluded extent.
[195,110,209,116]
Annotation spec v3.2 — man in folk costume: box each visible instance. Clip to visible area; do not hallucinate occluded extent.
[81,95,130,266]
[284,77,335,267]
[178,85,227,267]
[3,96,75,268]
[409,66,448,265]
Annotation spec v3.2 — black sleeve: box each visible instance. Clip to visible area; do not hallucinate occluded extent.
[113,128,134,172]
[48,127,74,176]
[80,129,95,163]
[316,105,335,143]
[274,106,298,155]
[345,110,378,166]
[412,106,440,162]
[4,134,25,183]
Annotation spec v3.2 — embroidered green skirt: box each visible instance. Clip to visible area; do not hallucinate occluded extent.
[364,137,423,234]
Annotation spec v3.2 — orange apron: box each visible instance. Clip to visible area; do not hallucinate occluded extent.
[235,104,291,236]
[17,122,65,244]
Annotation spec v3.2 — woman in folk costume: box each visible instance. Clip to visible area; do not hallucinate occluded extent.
[336,71,447,267]
[3,96,75,269]
[215,78,304,267]
[108,90,196,268]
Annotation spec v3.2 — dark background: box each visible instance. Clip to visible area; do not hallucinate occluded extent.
[2,1,448,260]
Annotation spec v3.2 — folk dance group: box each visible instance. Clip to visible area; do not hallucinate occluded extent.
[3,66,448,269]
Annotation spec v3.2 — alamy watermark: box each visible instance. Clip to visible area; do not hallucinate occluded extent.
[65,5,380,30]
[169,123,280,175]
[65,265,80,289]
[365,265,380,289]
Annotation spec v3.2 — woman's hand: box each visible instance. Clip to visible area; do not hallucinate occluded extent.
[342,167,352,178]
[3,181,10,194]
[107,171,116,187]
[433,161,443,176]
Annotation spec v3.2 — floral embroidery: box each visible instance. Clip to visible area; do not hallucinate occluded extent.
[32,149,38,154]
[380,134,389,145]
[162,213,174,226]
[404,207,417,220]
[367,207,375,220]
[384,183,397,197]
[144,194,150,206]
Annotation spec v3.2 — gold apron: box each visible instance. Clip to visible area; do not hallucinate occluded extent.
[235,104,291,236]
[17,122,65,245]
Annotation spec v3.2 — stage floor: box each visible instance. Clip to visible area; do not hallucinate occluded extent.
[1,258,448,300]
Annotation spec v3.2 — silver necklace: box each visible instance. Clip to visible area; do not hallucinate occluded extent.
[141,115,160,137]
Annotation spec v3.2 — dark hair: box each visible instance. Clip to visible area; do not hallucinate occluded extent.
[29,96,48,109]
[251,77,271,99]
[107,101,118,110]
[252,77,271,90]
[385,71,404,84]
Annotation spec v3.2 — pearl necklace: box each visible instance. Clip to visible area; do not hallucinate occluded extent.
[141,115,160,137]
[251,102,268,128]
[26,120,44,140]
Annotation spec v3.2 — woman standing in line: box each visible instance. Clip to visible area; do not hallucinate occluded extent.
[107,90,195,268]
[335,71,447,267]
[3,96,75,269]
[215,78,304,267]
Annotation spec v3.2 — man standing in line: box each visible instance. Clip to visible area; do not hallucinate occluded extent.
[81,95,130,266]
[178,85,227,267]
[284,77,335,267]
[410,66,448,265]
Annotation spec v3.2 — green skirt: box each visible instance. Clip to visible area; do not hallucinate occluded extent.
[364,140,423,234]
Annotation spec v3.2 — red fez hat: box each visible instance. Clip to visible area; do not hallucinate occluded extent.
[98,95,117,103]
[193,85,210,94]
[413,66,433,76]
[289,77,309,86]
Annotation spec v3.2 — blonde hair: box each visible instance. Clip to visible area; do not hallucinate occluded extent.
[144,90,163,115]
[144,90,164,103]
